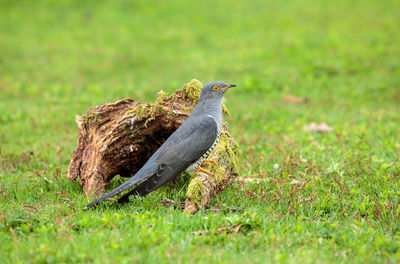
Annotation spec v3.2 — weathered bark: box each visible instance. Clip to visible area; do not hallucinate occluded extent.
[67,79,239,213]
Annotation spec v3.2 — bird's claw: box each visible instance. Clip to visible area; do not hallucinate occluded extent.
[195,167,215,177]
[201,159,219,167]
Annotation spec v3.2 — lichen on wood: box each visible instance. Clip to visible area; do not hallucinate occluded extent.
[67,79,239,213]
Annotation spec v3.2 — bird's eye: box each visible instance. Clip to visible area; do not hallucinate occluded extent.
[212,85,220,91]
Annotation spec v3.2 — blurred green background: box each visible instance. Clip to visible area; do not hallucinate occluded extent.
[0,0,399,263]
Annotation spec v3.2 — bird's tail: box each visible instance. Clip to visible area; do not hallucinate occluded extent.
[84,171,152,209]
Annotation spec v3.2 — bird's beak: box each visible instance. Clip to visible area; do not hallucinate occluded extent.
[226,84,236,88]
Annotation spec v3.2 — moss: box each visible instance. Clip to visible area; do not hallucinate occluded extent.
[82,111,101,124]
[228,139,240,173]
[118,123,127,132]
[182,79,203,103]
[126,90,168,128]
[215,166,226,183]
[203,162,226,184]
[156,90,168,104]
[167,110,178,118]
[207,131,239,173]
[186,178,205,206]
[222,103,230,117]
[126,105,151,119]
[181,105,194,114]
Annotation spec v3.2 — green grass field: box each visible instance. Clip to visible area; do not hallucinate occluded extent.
[1,0,399,263]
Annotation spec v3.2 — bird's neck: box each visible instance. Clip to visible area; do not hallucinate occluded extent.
[192,97,223,125]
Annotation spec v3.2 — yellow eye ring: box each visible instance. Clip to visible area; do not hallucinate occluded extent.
[212,85,220,91]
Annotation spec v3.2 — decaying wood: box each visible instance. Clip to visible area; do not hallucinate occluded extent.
[67,79,239,213]
[184,128,239,214]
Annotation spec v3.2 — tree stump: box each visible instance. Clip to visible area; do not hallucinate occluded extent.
[67,79,239,213]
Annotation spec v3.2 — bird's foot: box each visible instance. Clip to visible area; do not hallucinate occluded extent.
[201,159,219,167]
[195,167,215,177]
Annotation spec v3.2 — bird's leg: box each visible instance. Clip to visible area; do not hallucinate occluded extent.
[195,167,215,177]
[194,159,219,177]
[201,159,219,167]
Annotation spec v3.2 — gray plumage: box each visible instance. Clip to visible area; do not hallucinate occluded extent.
[84,81,235,209]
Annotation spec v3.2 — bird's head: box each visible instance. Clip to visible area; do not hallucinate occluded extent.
[199,81,236,101]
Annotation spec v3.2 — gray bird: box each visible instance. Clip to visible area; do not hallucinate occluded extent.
[84,81,235,209]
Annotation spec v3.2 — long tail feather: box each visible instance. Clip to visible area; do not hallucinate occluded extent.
[84,171,152,209]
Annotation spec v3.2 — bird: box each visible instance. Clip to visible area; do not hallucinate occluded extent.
[84,81,236,209]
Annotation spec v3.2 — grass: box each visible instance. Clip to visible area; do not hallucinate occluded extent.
[0,0,399,262]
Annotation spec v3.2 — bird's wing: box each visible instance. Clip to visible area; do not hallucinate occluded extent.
[127,115,219,196]
[84,115,218,208]
[117,115,219,201]
[155,114,219,166]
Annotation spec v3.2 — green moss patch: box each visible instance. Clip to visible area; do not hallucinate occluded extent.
[186,178,205,206]
[82,110,101,124]
[182,79,203,103]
